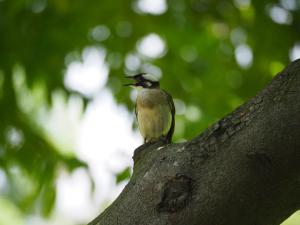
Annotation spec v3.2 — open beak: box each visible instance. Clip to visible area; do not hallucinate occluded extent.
[124,76,136,87]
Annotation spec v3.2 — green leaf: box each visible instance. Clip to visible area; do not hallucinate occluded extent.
[115,167,131,184]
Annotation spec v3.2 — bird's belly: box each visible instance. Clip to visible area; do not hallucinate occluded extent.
[137,105,171,141]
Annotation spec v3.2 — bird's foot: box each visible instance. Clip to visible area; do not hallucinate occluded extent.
[133,140,166,163]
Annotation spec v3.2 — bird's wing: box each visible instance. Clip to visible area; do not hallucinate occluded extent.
[163,90,175,143]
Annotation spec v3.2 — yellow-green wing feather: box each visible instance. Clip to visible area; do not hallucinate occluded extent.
[163,90,175,143]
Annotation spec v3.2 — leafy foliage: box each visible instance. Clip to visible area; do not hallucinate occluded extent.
[0,0,299,223]
[116,166,132,184]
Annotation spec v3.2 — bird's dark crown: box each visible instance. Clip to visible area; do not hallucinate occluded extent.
[125,73,160,88]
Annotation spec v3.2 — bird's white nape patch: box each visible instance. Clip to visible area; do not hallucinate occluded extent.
[142,73,159,82]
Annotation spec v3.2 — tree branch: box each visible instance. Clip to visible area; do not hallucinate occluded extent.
[88,59,300,225]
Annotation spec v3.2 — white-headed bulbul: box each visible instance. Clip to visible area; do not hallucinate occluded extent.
[125,73,175,143]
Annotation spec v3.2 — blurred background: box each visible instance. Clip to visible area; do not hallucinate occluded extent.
[0,0,300,224]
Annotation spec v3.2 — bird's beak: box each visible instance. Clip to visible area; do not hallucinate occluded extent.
[124,76,136,87]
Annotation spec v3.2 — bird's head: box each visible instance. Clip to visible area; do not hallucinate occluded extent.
[124,73,160,89]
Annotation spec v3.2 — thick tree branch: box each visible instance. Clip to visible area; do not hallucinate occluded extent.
[88,60,300,225]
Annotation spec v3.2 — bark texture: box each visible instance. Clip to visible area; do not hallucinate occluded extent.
[88,60,300,225]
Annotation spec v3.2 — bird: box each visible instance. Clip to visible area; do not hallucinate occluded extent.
[125,73,175,144]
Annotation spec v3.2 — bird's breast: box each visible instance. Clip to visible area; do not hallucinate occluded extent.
[136,89,167,108]
[136,89,172,141]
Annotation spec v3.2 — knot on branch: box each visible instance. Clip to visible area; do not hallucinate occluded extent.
[247,151,273,180]
[157,174,193,213]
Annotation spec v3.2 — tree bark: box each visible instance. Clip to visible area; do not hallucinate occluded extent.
[88,60,300,225]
